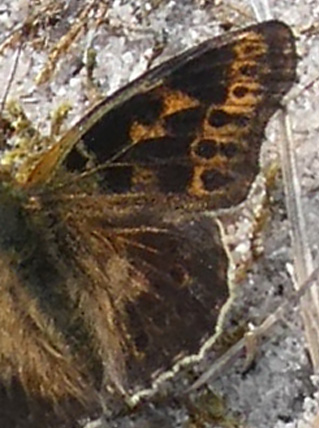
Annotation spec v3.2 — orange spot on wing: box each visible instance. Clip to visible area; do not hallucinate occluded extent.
[130,121,166,144]
[160,88,199,116]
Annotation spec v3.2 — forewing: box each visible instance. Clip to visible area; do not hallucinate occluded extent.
[26,20,296,211]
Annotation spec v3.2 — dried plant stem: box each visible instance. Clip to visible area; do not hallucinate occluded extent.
[249,0,272,21]
[189,265,319,391]
[279,108,319,370]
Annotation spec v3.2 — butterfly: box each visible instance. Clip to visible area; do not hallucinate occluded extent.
[0,19,296,427]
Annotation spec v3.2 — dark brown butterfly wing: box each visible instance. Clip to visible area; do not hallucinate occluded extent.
[0,20,297,427]
[0,195,228,426]
[50,199,229,395]
[27,21,296,211]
